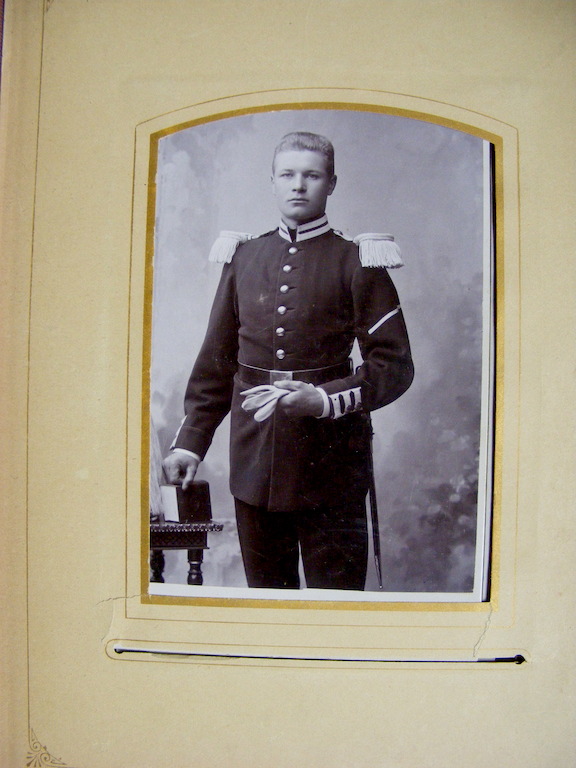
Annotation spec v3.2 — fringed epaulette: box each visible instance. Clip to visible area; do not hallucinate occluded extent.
[208,231,255,263]
[353,233,403,268]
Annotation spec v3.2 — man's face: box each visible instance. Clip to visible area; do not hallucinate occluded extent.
[271,149,337,227]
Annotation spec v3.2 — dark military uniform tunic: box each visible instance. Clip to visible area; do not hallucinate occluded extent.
[173,216,413,513]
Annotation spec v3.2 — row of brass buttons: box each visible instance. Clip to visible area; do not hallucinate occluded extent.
[276,246,299,359]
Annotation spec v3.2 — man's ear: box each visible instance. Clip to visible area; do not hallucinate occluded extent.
[328,175,337,195]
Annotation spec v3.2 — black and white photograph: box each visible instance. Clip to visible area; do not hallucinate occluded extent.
[146,107,495,602]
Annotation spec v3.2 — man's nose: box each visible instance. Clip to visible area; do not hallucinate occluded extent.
[292,174,306,190]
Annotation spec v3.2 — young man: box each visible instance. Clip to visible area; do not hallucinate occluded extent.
[163,131,413,590]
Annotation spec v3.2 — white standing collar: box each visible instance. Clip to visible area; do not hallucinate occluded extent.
[278,214,331,243]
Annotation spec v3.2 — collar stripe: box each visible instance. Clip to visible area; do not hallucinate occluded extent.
[278,214,331,242]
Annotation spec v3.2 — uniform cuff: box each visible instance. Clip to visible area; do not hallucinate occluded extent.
[328,386,363,419]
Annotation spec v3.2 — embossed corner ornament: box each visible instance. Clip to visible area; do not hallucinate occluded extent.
[27,729,74,768]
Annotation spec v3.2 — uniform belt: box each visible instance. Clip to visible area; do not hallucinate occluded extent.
[237,360,352,386]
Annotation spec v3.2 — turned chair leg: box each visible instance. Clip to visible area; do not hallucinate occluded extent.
[150,549,165,583]
[187,548,204,585]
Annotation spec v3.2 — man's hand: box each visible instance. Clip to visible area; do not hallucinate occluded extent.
[162,452,200,491]
[275,380,324,418]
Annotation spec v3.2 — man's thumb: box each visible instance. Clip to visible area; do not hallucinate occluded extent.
[182,462,197,490]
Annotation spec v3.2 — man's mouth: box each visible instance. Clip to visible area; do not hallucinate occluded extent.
[289,198,308,203]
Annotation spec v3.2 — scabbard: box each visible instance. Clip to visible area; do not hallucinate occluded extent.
[366,414,384,589]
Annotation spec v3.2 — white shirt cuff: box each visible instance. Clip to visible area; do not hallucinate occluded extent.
[172,448,202,463]
[314,387,331,418]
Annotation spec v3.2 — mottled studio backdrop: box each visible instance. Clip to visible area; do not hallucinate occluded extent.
[149,109,489,593]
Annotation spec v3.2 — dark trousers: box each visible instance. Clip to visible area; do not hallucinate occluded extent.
[235,497,368,590]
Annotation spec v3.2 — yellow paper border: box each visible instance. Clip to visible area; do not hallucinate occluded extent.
[8,1,574,764]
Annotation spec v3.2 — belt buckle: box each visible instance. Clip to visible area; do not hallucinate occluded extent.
[269,369,293,385]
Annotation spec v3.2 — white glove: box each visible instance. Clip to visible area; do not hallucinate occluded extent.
[240,385,290,422]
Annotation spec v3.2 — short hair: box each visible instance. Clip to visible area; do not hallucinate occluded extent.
[272,132,335,178]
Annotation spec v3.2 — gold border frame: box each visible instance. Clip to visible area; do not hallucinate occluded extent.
[134,97,508,613]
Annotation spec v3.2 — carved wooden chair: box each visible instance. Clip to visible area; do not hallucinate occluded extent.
[150,480,223,585]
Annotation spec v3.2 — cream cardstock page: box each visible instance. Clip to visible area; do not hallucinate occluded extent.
[1,1,574,766]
